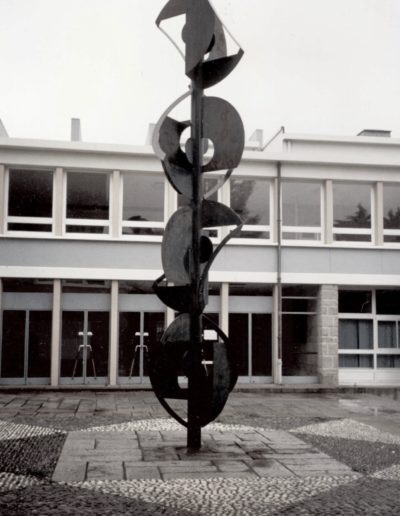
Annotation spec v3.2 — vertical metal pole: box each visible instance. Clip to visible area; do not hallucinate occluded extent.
[187,78,203,450]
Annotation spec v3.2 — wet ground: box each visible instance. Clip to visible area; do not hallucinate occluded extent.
[1,390,400,514]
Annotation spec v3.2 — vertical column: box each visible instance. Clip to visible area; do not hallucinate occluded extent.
[324,180,333,244]
[51,279,62,386]
[374,182,384,246]
[272,284,281,384]
[54,168,64,236]
[316,285,338,386]
[0,165,5,234]
[109,280,119,386]
[111,170,121,238]
[220,283,229,335]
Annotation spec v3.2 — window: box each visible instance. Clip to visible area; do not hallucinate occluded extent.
[378,321,398,348]
[66,172,110,234]
[383,184,400,243]
[122,173,164,236]
[7,169,53,232]
[339,289,400,374]
[339,290,372,313]
[339,320,373,349]
[282,181,322,241]
[230,178,270,239]
[333,183,372,242]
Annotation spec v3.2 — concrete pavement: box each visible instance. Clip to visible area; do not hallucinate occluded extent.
[1,390,400,514]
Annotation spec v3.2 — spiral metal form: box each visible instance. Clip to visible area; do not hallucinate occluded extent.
[150,0,245,449]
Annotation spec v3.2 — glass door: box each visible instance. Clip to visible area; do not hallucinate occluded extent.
[228,313,272,383]
[119,312,165,384]
[60,311,109,385]
[0,310,51,385]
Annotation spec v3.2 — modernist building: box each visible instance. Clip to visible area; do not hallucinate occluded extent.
[0,122,399,387]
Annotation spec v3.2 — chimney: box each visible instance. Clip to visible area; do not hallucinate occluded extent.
[357,129,391,138]
[71,118,82,141]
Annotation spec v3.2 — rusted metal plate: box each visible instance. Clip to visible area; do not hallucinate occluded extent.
[202,96,245,172]
[149,314,238,427]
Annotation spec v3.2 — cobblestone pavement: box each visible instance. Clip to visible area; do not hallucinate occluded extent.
[1,391,400,514]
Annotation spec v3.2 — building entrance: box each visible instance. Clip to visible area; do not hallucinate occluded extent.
[0,310,52,385]
[60,311,109,385]
[118,312,165,384]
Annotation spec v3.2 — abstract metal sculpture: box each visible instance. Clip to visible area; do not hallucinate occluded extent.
[151,0,244,449]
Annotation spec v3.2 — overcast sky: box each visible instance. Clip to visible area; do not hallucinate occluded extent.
[0,0,399,145]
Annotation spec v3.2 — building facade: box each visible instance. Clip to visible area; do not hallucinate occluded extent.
[0,129,399,387]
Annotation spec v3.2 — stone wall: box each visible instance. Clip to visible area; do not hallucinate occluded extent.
[316,285,339,386]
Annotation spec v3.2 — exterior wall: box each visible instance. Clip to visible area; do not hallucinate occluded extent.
[317,285,339,386]
[0,131,400,387]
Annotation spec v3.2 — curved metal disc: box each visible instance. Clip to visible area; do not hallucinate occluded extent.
[156,0,186,26]
[202,96,245,172]
[184,0,215,77]
[162,160,192,198]
[159,117,192,169]
[201,200,242,228]
[152,90,191,161]
[149,314,238,428]
[191,50,244,89]
[162,207,191,284]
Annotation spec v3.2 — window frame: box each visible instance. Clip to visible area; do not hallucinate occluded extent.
[63,170,112,238]
[5,167,55,236]
[332,181,374,244]
[281,180,324,244]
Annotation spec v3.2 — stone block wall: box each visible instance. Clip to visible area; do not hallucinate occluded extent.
[316,285,339,386]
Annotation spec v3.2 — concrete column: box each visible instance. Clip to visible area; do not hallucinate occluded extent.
[111,170,121,238]
[109,280,119,385]
[272,178,279,243]
[0,165,5,234]
[220,180,230,240]
[220,283,229,335]
[272,284,282,384]
[316,285,339,386]
[374,182,384,246]
[51,279,62,386]
[324,180,333,244]
[54,168,64,236]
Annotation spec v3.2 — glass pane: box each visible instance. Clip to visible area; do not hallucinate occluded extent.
[282,298,316,313]
[377,355,400,368]
[66,225,108,234]
[28,311,51,377]
[252,314,272,376]
[383,184,400,230]
[123,173,164,222]
[282,232,319,240]
[339,290,372,313]
[339,320,373,349]
[333,183,371,229]
[230,284,272,296]
[339,354,373,368]
[282,182,321,227]
[376,290,400,315]
[87,312,109,378]
[228,314,248,376]
[378,322,397,348]
[178,177,218,207]
[282,314,318,376]
[67,172,109,220]
[143,313,165,376]
[8,169,53,218]
[8,223,52,232]
[231,178,269,226]
[1,311,26,378]
[61,312,84,378]
[119,312,141,377]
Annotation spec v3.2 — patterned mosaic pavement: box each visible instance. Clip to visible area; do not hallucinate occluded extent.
[0,391,400,514]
